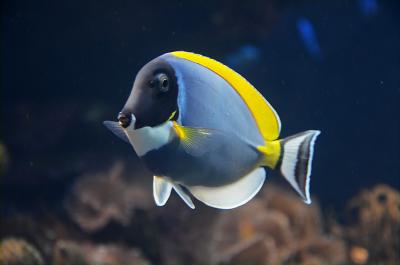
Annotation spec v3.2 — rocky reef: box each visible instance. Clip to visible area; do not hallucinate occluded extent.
[65,162,152,232]
[343,184,400,264]
[53,240,150,265]
[156,185,346,265]
[209,186,346,265]
[1,167,399,265]
[0,238,44,265]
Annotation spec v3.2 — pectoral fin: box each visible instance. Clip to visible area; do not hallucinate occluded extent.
[103,121,130,143]
[187,168,266,209]
[172,122,220,156]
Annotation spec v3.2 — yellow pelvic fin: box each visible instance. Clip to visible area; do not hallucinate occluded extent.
[257,140,281,169]
[171,51,281,141]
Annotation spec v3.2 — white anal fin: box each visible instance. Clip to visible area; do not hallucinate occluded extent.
[171,183,195,209]
[153,176,172,206]
[187,168,266,209]
[103,121,130,143]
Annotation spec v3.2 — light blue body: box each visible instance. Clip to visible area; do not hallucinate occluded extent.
[142,54,265,187]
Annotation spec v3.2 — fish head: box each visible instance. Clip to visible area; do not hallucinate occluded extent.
[119,58,178,129]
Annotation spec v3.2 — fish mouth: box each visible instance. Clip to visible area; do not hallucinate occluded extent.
[118,112,136,129]
[119,113,168,132]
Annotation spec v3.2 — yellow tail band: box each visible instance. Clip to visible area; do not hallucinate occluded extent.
[257,140,281,169]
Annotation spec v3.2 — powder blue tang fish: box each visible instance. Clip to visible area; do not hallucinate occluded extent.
[104,51,321,209]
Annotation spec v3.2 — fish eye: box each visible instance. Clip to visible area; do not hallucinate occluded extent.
[154,73,169,93]
[162,79,169,89]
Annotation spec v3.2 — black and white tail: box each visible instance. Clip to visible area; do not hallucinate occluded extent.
[279,130,321,204]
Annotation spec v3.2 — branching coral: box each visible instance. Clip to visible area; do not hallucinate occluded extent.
[158,184,346,265]
[209,185,346,265]
[65,162,152,232]
[345,184,400,264]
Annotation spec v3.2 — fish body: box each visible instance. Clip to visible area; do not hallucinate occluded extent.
[104,51,321,209]
[141,126,260,187]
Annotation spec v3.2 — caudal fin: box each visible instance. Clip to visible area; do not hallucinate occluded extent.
[279,130,321,204]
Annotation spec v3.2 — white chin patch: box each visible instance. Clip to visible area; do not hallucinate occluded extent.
[125,118,174,157]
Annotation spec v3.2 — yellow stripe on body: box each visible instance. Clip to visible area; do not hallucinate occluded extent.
[171,51,282,168]
[171,51,281,141]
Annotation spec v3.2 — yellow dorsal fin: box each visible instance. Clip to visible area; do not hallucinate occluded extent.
[171,51,281,141]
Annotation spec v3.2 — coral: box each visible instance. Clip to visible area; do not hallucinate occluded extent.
[0,238,44,265]
[156,198,220,265]
[210,200,287,264]
[53,240,150,265]
[289,236,346,265]
[0,212,85,262]
[158,185,346,265]
[65,162,152,232]
[208,185,346,265]
[345,184,400,264]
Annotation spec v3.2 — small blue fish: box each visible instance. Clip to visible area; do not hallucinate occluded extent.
[225,44,261,68]
[297,17,322,60]
[104,51,321,209]
[359,0,378,17]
